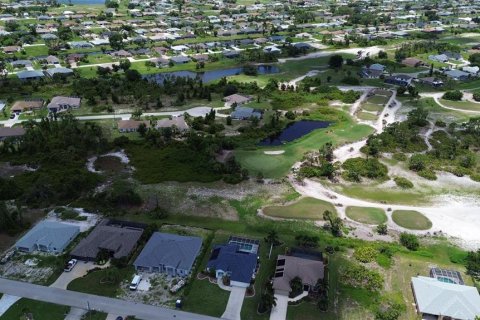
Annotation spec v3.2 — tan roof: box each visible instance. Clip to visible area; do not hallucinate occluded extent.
[156,116,189,131]
[49,96,81,107]
[3,46,20,53]
[11,100,43,112]
[118,119,150,130]
[223,93,252,104]
[272,255,324,293]
[402,57,424,67]
[0,127,25,138]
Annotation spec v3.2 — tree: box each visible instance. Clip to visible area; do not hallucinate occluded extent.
[264,229,280,246]
[259,291,277,312]
[119,59,131,71]
[473,91,480,102]
[465,249,480,280]
[109,32,124,50]
[378,51,388,59]
[132,108,143,120]
[323,210,343,237]
[399,233,419,251]
[376,223,388,235]
[137,123,147,136]
[443,90,463,101]
[57,26,73,41]
[328,54,344,69]
[469,53,480,67]
[289,277,304,298]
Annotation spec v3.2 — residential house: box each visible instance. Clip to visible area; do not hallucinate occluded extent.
[45,67,74,77]
[231,106,263,120]
[223,93,253,106]
[462,66,479,76]
[170,55,191,64]
[444,69,470,81]
[359,63,386,78]
[384,74,413,87]
[111,50,132,58]
[118,120,150,133]
[17,70,45,81]
[223,50,240,59]
[401,57,425,68]
[133,232,203,277]
[16,221,80,254]
[70,220,144,261]
[3,45,20,54]
[156,116,189,132]
[419,77,444,88]
[429,54,449,63]
[0,127,26,141]
[11,100,44,114]
[411,276,480,320]
[11,60,33,68]
[272,250,325,297]
[206,238,259,287]
[45,55,60,65]
[47,96,81,113]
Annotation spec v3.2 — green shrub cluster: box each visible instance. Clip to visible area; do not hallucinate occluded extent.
[339,262,384,291]
[394,177,414,189]
[354,246,378,263]
[342,157,388,182]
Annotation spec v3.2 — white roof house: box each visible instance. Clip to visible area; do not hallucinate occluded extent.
[16,221,80,254]
[411,276,480,320]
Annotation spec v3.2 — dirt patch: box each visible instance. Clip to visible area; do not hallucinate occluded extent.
[0,252,55,284]
[0,162,36,177]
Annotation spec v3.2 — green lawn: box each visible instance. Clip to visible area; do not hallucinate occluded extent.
[392,210,432,230]
[362,103,384,112]
[366,95,389,105]
[356,111,378,121]
[345,206,387,225]
[263,197,336,220]
[235,109,374,178]
[0,298,69,320]
[330,184,431,205]
[67,267,134,297]
[439,99,480,112]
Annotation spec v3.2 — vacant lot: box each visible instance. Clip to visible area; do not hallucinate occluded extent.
[392,210,432,230]
[346,207,387,225]
[67,267,134,297]
[0,298,69,320]
[263,197,336,220]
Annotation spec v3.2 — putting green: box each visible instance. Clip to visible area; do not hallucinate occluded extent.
[357,111,378,121]
[263,197,336,220]
[392,210,432,230]
[346,206,387,225]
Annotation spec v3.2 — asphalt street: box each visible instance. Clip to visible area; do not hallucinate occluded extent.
[0,278,220,320]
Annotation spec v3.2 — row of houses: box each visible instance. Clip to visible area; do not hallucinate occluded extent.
[9,96,81,114]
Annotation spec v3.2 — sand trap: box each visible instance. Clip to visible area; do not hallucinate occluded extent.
[264,150,285,155]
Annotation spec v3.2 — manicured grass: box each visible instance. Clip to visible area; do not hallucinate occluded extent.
[0,298,69,320]
[183,277,230,317]
[331,184,430,205]
[392,210,432,230]
[67,267,134,297]
[263,197,336,220]
[362,102,384,112]
[356,111,378,121]
[345,206,387,225]
[235,109,374,178]
[439,99,480,111]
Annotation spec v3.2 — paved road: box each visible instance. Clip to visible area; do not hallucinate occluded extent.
[0,278,220,320]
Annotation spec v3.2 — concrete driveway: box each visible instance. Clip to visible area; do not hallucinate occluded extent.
[269,294,288,320]
[221,286,246,320]
[50,261,101,289]
[0,294,21,317]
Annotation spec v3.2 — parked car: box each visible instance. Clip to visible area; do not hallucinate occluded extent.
[129,275,142,290]
[64,259,77,272]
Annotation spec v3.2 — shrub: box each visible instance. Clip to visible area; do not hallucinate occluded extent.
[400,233,419,251]
[472,91,480,102]
[354,246,378,263]
[341,76,360,85]
[376,223,388,235]
[418,169,437,180]
[392,153,407,161]
[442,90,463,101]
[375,295,406,320]
[394,177,414,189]
[408,154,427,171]
[339,263,383,291]
[470,173,480,182]
[435,120,447,127]
[342,157,389,181]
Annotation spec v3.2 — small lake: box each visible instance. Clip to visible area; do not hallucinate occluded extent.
[144,65,279,84]
[259,120,331,146]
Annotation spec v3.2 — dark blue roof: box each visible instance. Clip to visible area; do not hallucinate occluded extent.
[207,244,257,284]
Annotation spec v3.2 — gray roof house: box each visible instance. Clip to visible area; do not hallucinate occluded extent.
[231,106,262,120]
[444,69,470,81]
[47,96,81,113]
[133,232,203,277]
[411,276,480,320]
[17,70,45,81]
[16,221,80,254]
[70,220,143,261]
[45,67,74,77]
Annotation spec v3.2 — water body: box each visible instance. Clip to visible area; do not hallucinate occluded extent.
[259,120,331,146]
[144,65,279,84]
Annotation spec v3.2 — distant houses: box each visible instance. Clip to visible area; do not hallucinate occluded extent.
[117,116,189,133]
[359,63,386,79]
[223,93,253,106]
[47,96,81,113]
[384,74,413,87]
[231,106,263,120]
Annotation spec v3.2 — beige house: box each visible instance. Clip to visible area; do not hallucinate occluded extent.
[11,100,44,114]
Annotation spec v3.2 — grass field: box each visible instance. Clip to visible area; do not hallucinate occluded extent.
[362,103,384,112]
[356,111,378,121]
[330,184,431,205]
[235,109,374,178]
[0,298,69,320]
[439,99,480,112]
[263,197,336,220]
[345,206,387,225]
[392,210,432,230]
[67,267,134,297]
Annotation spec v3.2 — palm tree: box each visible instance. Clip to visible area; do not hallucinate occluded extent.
[260,291,277,312]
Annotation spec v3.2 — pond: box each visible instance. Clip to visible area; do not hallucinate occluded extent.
[144,65,279,84]
[259,120,331,146]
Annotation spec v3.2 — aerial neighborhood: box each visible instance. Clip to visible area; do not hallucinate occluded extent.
[1,0,480,319]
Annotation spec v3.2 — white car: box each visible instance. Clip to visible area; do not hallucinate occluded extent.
[64,259,78,272]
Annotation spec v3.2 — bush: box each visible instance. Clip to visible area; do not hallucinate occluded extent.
[435,120,447,127]
[341,76,360,85]
[470,173,480,182]
[339,263,383,291]
[375,295,406,320]
[400,233,419,251]
[342,157,389,181]
[394,177,414,189]
[392,153,407,162]
[472,91,480,102]
[376,223,388,235]
[442,90,463,101]
[418,169,437,180]
[354,246,378,263]
[408,154,427,171]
